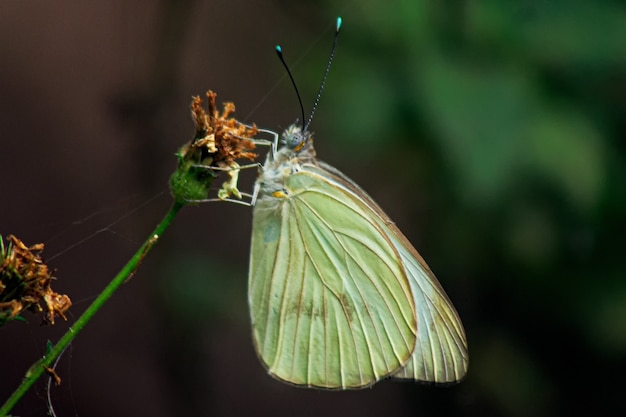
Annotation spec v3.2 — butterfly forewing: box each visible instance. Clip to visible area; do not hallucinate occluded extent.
[250,167,418,389]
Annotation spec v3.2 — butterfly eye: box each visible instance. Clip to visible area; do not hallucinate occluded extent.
[281,125,305,150]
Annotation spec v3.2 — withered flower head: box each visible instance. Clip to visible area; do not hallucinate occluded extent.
[0,235,71,326]
[170,90,260,203]
[189,90,258,167]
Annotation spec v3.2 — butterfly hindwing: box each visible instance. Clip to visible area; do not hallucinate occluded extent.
[389,232,468,383]
[316,162,469,383]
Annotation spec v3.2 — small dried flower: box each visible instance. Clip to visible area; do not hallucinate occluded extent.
[0,235,71,326]
[171,90,260,203]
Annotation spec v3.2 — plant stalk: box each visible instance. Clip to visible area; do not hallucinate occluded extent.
[0,201,184,416]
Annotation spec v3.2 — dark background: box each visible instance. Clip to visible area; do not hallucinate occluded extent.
[1,1,625,416]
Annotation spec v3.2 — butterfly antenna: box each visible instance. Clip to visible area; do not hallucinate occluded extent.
[275,45,306,131]
[304,16,342,132]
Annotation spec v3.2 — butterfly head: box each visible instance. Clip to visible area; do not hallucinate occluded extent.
[281,123,313,153]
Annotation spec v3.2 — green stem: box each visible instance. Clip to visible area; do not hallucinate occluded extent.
[0,201,184,417]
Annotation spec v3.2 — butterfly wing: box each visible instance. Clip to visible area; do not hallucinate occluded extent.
[388,231,468,382]
[317,162,469,383]
[249,167,417,389]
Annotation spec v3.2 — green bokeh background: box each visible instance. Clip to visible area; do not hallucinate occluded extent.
[1,1,624,416]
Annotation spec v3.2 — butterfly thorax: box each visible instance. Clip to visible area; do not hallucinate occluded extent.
[255,124,317,203]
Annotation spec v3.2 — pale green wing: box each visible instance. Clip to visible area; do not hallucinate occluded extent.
[249,170,417,389]
[388,232,468,383]
[316,162,468,383]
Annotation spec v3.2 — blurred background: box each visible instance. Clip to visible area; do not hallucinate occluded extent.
[1,1,625,416]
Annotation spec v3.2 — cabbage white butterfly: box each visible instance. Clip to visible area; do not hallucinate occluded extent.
[248,17,467,389]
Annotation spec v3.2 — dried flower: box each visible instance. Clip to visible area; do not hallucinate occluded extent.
[0,235,71,326]
[170,90,259,203]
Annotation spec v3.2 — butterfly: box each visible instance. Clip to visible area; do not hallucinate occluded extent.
[235,16,468,389]
[248,123,468,389]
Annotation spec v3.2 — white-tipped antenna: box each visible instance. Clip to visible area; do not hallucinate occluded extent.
[275,45,306,130]
[275,17,343,132]
[305,16,342,131]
